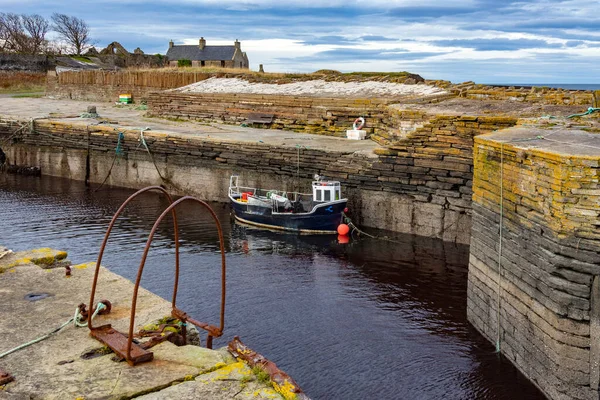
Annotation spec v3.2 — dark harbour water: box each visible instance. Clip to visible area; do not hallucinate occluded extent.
[0,174,545,400]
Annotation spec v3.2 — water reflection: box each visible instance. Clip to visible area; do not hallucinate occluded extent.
[0,174,544,399]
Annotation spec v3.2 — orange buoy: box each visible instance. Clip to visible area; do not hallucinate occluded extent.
[338,234,349,244]
[337,223,350,236]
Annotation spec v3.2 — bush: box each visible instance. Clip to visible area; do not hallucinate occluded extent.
[0,71,46,93]
[177,59,192,67]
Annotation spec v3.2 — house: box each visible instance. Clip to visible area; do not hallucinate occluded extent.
[166,37,249,69]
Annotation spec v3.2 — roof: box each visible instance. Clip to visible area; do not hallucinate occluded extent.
[166,45,236,61]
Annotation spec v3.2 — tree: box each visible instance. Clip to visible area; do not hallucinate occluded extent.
[0,13,28,53]
[22,14,49,54]
[0,13,49,54]
[51,13,90,55]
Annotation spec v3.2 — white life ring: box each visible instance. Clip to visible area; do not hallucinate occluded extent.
[353,117,365,130]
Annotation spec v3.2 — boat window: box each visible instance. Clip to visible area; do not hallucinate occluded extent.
[335,189,340,200]
[324,190,331,201]
[316,190,322,201]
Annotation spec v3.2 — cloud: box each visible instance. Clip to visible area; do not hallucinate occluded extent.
[430,38,563,51]
[279,48,447,63]
[300,36,359,46]
[360,35,398,42]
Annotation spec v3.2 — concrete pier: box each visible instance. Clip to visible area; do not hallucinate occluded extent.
[0,246,286,399]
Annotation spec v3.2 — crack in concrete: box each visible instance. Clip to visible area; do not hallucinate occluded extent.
[125,361,234,399]
[109,369,122,395]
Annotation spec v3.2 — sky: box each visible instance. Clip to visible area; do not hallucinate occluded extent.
[3,0,600,84]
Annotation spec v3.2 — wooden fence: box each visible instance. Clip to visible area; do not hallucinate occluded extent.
[57,70,210,88]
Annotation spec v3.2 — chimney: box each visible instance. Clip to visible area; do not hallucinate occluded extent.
[199,37,206,49]
[169,40,174,48]
[234,39,240,50]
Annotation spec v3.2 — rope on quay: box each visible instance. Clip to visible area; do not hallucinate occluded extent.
[542,106,600,120]
[566,107,600,119]
[0,302,106,359]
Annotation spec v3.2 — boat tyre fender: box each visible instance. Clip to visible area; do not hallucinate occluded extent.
[353,117,365,130]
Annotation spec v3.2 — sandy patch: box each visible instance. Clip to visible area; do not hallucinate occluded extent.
[175,77,446,97]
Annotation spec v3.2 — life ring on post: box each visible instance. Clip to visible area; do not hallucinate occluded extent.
[353,117,365,130]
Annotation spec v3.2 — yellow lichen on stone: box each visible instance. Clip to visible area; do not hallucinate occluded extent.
[7,257,31,268]
[73,262,96,270]
[7,248,68,268]
[272,380,297,400]
[252,388,281,399]
[213,361,248,380]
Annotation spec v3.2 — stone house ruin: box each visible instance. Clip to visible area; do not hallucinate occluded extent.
[166,37,249,69]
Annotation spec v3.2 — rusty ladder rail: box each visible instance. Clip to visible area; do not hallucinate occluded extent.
[88,186,180,365]
[127,196,226,361]
[87,188,227,366]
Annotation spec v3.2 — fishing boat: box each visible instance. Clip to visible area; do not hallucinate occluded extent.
[228,175,348,234]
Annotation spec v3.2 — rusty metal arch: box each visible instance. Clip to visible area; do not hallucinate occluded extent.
[126,196,226,363]
[88,186,181,330]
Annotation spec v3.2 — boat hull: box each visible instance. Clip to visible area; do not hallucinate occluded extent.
[230,198,347,234]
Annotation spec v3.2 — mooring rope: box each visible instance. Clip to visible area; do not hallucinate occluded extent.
[341,212,406,244]
[94,130,125,192]
[139,128,169,183]
[496,142,504,353]
[0,302,106,359]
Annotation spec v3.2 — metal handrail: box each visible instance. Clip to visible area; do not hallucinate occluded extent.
[126,196,227,361]
[88,186,180,330]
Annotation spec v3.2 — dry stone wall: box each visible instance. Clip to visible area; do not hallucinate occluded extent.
[464,88,593,105]
[146,92,393,137]
[468,130,600,400]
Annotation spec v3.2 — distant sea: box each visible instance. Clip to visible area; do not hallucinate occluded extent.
[487,83,600,91]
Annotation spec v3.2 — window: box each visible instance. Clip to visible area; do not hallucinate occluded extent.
[316,190,322,201]
[221,60,225,67]
[201,60,205,67]
[324,190,331,201]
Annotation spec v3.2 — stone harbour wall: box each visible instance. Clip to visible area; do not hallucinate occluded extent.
[468,129,600,400]
[146,92,393,137]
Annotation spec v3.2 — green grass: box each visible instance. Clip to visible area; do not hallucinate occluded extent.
[0,71,46,94]
[126,67,423,84]
[11,92,44,98]
[251,366,272,386]
[71,56,93,63]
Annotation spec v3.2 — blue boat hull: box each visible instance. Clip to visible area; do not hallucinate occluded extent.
[230,198,347,234]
